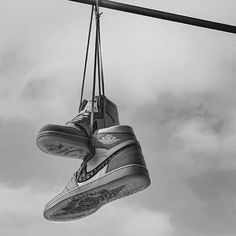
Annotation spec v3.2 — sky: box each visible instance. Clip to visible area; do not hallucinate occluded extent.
[1,0,236,235]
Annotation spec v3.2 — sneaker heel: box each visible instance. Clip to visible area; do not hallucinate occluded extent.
[107,143,147,173]
[37,132,90,158]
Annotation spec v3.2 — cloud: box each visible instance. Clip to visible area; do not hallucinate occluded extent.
[0,120,81,189]
[179,169,236,235]
[0,183,49,218]
[0,182,173,236]
[131,88,236,172]
[122,208,173,236]
[1,1,236,236]
[126,87,236,236]
[1,0,236,124]
[0,0,92,123]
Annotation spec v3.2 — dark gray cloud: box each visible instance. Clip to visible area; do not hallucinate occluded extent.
[21,78,51,101]
[0,46,33,78]
[0,119,80,190]
[186,169,236,235]
[126,88,236,235]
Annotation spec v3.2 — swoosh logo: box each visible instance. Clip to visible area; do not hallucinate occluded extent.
[77,143,135,183]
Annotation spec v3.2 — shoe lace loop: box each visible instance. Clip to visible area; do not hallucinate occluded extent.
[67,110,91,126]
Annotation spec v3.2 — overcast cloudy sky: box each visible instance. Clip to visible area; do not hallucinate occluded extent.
[1,0,236,235]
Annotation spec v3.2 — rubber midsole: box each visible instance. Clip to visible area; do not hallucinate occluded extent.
[37,131,89,141]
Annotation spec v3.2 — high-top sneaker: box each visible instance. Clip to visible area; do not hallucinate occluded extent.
[44,125,151,221]
[36,95,119,159]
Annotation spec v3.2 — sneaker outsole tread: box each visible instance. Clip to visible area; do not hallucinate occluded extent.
[37,131,90,158]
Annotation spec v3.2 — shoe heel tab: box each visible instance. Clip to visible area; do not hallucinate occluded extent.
[98,95,118,108]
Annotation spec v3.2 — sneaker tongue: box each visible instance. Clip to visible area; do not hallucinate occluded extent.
[81,100,99,113]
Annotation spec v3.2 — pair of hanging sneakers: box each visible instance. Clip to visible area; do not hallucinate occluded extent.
[36,95,150,221]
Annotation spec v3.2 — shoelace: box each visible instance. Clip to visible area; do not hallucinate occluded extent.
[75,161,86,182]
[75,151,93,181]
[67,110,91,126]
[64,172,78,191]
[65,156,86,189]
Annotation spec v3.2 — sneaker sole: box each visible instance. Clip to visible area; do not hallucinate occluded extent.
[36,131,90,158]
[44,165,150,221]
